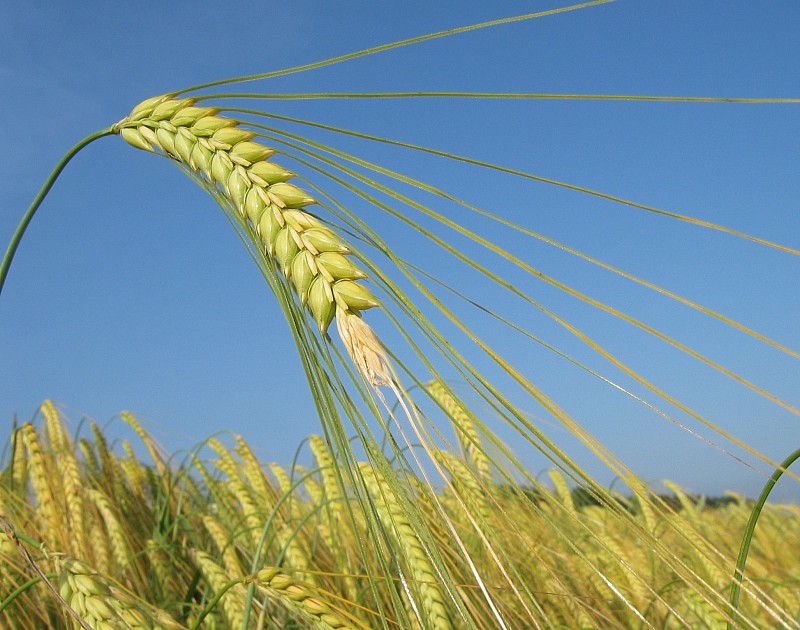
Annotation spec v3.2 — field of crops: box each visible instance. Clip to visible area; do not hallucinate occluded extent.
[1,402,798,629]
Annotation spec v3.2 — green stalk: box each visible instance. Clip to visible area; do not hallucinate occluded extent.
[728,447,800,629]
[190,577,245,630]
[0,127,114,299]
[0,576,45,614]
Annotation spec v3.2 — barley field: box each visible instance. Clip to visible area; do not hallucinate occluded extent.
[2,2,799,629]
[1,402,798,628]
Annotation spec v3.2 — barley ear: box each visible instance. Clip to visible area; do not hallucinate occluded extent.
[0,520,93,630]
[189,548,248,629]
[253,566,364,629]
[55,556,183,629]
[425,382,492,480]
[40,401,88,557]
[114,97,379,337]
[358,463,451,630]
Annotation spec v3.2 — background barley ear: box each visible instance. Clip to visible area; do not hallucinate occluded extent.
[39,402,88,558]
[233,434,273,503]
[251,566,364,629]
[266,462,317,585]
[308,434,362,603]
[434,450,493,528]
[207,436,264,548]
[202,514,247,581]
[17,422,60,548]
[54,556,184,630]
[425,381,492,481]
[120,410,168,477]
[188,548,248,629]
[357,461,452,630]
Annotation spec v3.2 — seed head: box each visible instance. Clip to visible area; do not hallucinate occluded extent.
[115,96,381,337]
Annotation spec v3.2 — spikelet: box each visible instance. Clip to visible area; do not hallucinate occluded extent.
[114,96,379,336]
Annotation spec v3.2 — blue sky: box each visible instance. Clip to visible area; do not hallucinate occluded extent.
[1,1,798,500]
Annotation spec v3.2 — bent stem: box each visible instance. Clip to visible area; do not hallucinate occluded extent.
[0,127,115,299]
[728,446,800,629]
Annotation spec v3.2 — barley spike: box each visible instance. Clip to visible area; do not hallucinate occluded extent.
[113,96,379,336]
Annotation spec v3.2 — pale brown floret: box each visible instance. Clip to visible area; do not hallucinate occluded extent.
[335,307,393,386]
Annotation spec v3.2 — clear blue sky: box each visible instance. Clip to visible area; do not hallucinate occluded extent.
[2,1,798,500]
